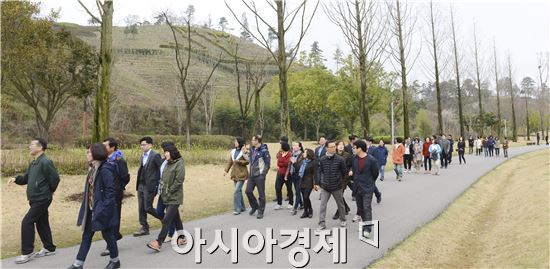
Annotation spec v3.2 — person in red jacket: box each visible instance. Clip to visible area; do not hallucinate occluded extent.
[422,137,432,174]
[275,142,293,210]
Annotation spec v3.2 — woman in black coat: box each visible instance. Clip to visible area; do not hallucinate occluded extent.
[299,149,316,219]
[68,143,120,269]
[457,137,466,165]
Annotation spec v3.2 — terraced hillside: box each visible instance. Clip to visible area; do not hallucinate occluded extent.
[60,23,278,107]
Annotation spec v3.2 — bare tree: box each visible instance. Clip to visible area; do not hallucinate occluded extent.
[325,0,388,137]
[507,53,518,142]
[492,40,502,137]
[163,12,221,147]
[449,5,465,138]
[472,23,485,136]
[225,0,319,139]
[78,0,113,142]
[387,0,420,139]
[200,80,217,135]
[537,52,549,137]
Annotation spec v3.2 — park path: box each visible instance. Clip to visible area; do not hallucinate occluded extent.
[2,145,548,268]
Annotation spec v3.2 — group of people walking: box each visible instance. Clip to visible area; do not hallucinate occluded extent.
[470,135,509,158]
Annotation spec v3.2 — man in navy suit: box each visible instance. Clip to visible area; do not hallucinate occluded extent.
[134,137,162,236]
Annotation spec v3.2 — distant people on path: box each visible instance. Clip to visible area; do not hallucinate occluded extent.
[298,149,316,219]
[134,137,162,237]
[100,138,130,257]
[413,137,423,172]
[245,135,271,219]
[429,139,442,176]
[488,136,495,157]
[289,141,305,215]
[457,137,466,164]
[315,141,348,231]
[9,138,60,265]
[439,135,450,169]
[545,134,549,145]
[494,137,501,157]
[373,140,388,181]
[146,144,186,252]
[274,142,293,210]
[475,136,482,156]
[422,137,432,174]
[502,137,509,157]
[403,138,413,173]
[447,135,454,164]
[349,140,379,238]
[224,137,249,215]
[468,135,474,154]
[482,137,489,157]
[68,143,119,269]
[536,131,541,145]
[392,137,405,181]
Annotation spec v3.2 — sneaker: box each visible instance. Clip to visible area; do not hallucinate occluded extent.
[315,225,326,233]
[274,204,283,210]
[340,221,347,227]
[352,215,361,222]
[233,211,240,215]
[133,228,149,237]
[100,249,110,256]
[257,212,264,219]
[249,208,257,215]
[164,236,172,243]
[286,204,294,209]
[15,253,35,264]
[35,248,55,258]
[362,230,371,238]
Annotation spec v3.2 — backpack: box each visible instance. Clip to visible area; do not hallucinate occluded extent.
[114,157,130,190]
[430,148,438,160]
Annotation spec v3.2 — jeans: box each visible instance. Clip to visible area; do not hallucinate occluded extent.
[155,196,176,237]
[357,192,374,233]
[319,188,346,226]
[157,205,184,246]
[76,209,118,261]
[275,174,293,206]
[423,156,432,171]
[233,180,246,212]
[393,163,403,179]
[21,198,55,255]
[379,165,385,179]
[245,175,266,212]
[292,174,303,210]
[458,150,466,164]
[137,184,156,230]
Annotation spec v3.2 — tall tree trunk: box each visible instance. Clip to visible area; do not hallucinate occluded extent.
[429,1,443,135]
[253,90,261,136]
[473,25,484,136]
[493,41,502,137]
[276,1,291,139]
[507,55,518,142]
[185,108,192,148]
[355,0,369,138]
[395,0,409,139]
[525,94,530,140]
[450,7,464,138]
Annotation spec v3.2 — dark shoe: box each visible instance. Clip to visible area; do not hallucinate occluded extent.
[332,212,339,220]
[380,176,384,181]
[100,249,110,257]
[272,198,277,202]
[299,205,304,210]
[300,211,308,218]
[291,210,297,216]
[352,196,356,201]
[256,211,264,219]
[376,193,382,204]
[67,264,83,269]
[133,228,149,237]
[104,260,120,269]
[308,209,313,218]
[249,208,257,216]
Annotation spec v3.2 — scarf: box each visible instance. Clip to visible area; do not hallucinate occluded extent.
[299,159,311,178]
[289,151,302,174]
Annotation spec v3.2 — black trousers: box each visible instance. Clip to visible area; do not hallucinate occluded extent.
[21,198,55,255]
[301,187,313,214]
[115,189,123,240]
[246,175,266,212]
[495,148,500,156]
[355,192,374,232]
[458,150,466,164]
[157,205,184,246]
[469,146,473,154]
[275,174,293,206]
[424,156,432,171]
[441,152,449,168]
[404,154,413,170]
[137,184,156,230]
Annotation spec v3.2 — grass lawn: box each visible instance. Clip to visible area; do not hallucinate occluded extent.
[370,149,550,268]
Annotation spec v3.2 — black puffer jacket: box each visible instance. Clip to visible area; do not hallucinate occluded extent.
[316,154,347,192]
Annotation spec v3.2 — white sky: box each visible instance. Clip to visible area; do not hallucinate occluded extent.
[38,0,550,85]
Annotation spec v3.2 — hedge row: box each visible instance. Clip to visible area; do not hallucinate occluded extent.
[74,134,235,149]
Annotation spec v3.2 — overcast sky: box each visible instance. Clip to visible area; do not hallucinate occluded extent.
[39,0,550,86]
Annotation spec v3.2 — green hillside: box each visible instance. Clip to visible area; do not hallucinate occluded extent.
[62,23,278,107]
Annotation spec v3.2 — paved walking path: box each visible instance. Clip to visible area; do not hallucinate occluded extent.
[2,145,548,268]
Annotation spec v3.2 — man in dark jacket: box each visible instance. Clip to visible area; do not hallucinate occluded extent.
[134,137,162,236]
[100,137,130,256]
[9,138,60,264]
[246,135,271,219]
[366,139,382,203]
[350,140,379,238]
[439,135,450,168]
[315,141,348,231]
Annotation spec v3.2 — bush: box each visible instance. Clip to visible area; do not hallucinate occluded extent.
[74,134,234,149]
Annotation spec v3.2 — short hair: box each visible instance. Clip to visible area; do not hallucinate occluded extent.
[353,140,367,153]
[279,136,289,143]
[163,144,182,160]
[318,136,326,141]
[281,142,290,152]
[367,137,374,143]
[253,134,263,143]
[103,137,118,150]
[326,140,336,147]
[161,141,175,149]
[396,137,404,143]
[33,138,48,151]
[140,136,153,145]
[305,148,315,160]
[89,143,108,161]
[348,134,357,141]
